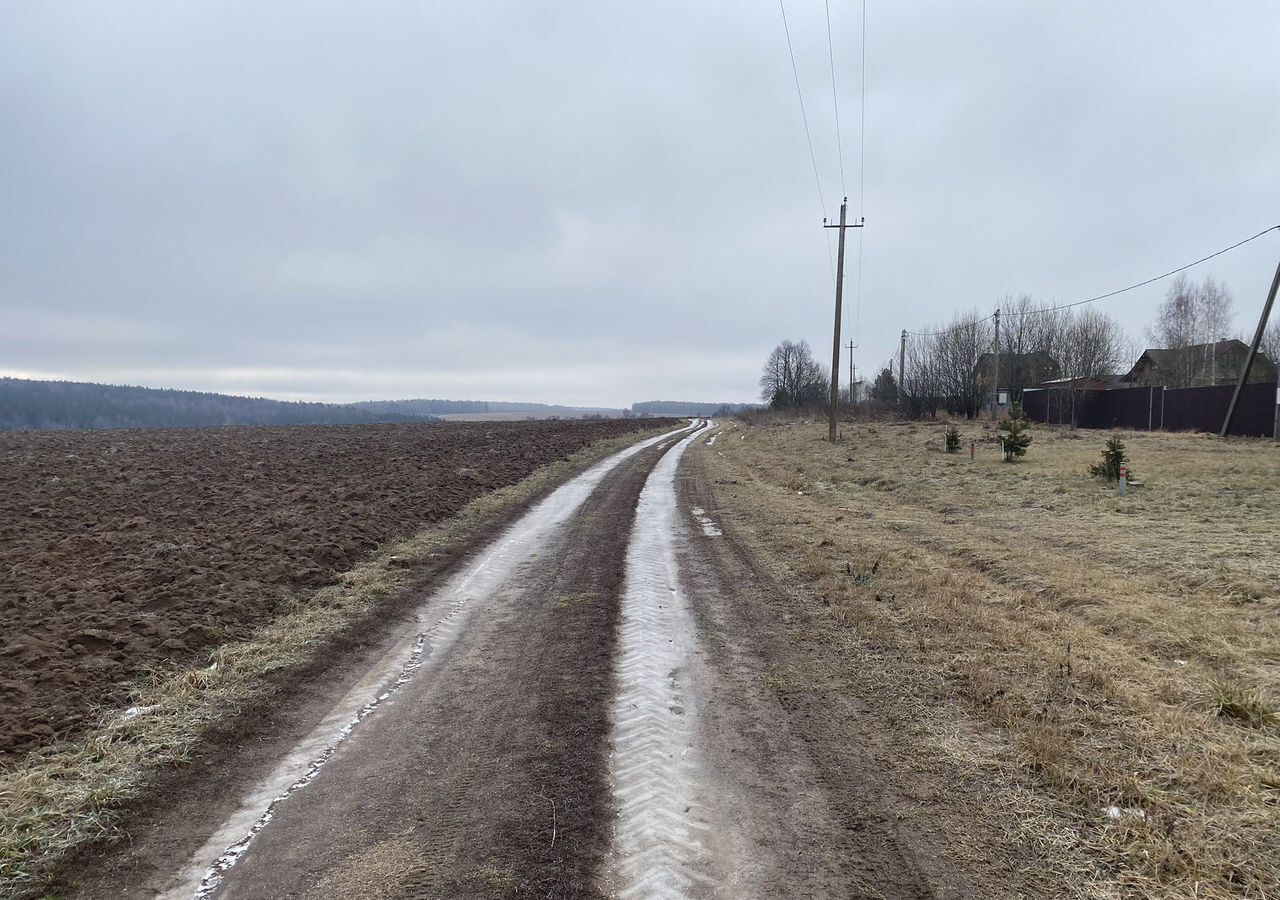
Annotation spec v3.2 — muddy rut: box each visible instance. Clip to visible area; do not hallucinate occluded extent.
[69,423,974,900]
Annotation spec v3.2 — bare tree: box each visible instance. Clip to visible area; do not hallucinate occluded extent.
[903,303,1128,424]
[1148,274,1236,386]
[1059,309,1128,425]
[759,339,830,409]
[1261,317,1280,368]
[998,294,1068,399]
[998,294,1038,358]
[901,312,994,419]
[933,311,993,418]
[902,334,942,418]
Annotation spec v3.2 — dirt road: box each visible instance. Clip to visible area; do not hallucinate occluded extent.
[74,422,973,900]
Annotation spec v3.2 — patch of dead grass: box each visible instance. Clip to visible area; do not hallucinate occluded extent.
[698,419,1280,899]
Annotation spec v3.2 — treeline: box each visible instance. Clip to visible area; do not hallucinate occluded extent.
[0,379,438,432]
[902,300,1128,419]
[354,399,625,417]
[354,399,493,415]
[898,275,1280,418]
[630,400,758,416]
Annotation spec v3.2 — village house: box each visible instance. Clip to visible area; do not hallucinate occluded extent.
[1122,339,1276,389]
[975,350,1061,400]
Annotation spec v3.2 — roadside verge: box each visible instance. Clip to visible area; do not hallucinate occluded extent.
[692,419,1279,899]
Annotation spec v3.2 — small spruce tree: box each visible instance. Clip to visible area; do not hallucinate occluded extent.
[944,425,961,453]
[1089,435,1133,481]
[997,402,1031,462]
[870,366,898,404]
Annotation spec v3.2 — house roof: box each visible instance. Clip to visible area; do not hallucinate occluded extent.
[1038,375,1112,388]
[1125,340,1275,380]
[1135,339,1250,367]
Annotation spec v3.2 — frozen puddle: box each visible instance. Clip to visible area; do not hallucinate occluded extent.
[164,424,692,900]
[607,423,719,899]
[689,506,721,538]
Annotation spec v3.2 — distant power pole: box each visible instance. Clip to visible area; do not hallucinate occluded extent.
[898,329,907,414]
[991,307,1001,419]
[823,198,865,443]
[847,340,856,404]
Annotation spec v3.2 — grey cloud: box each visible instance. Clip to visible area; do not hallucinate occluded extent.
[2,2,1278,406]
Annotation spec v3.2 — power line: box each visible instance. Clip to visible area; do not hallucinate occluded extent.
[859,0,866,215]
[824,228,836,283]
[778,0,836,284]
[778,0,829,219]
[1011,224,1280,318]
[854,228,864,345]
[906,224,1280,338]
[907,313,995,339]
[853,0,867,349]
[823,0,846,196]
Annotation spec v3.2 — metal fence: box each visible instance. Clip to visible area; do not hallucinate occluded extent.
[1022,382,1279,437]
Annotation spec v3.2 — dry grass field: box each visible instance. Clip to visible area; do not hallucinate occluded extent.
[698,418,1279,899]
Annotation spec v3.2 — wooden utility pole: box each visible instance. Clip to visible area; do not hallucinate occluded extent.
[823,198,864,442]
[991,307,1001,419]
[1221,254,1280,437]
[847,340,856,404]
[898,329,906,413]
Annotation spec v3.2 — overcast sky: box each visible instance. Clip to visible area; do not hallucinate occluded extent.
[2,2,1278,406]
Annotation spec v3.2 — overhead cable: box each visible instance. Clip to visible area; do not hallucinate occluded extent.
[824,0,846,196]
[778,0,829,219]
[906,224,1280,338]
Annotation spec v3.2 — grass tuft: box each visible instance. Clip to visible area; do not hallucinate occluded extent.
[1208,678,1277,730]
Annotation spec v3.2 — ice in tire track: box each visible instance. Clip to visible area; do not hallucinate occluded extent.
[607,423,719,899]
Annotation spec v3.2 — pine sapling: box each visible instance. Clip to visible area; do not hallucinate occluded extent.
[1089,435,1134,481]
[997,403,1031,462]
[944,425,961,453]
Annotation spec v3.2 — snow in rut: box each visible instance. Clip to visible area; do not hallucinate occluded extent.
[607,422,719,899]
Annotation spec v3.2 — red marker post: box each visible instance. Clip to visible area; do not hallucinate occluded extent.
[1118,464,1128,496]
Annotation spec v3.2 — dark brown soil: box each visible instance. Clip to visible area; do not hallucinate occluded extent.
[0,419,667,757]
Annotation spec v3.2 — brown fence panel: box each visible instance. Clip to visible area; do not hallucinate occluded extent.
[1162,381,1276,437]
[1022,388,1049,422]
[1021,388,1106,427]
[1022,382,1276,437]
[1093,387,1161,430]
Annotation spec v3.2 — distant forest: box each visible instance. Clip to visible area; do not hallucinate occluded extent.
[0,378,759,432]
[354,399,625,417]
[629,400,758,416]
[0,379,436,431]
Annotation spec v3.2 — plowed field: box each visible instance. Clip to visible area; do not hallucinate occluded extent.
[0,419,666,756]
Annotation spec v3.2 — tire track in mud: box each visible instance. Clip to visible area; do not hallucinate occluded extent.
[200,427,694,900]
[666,448,975,900]
[606,424,721,900]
